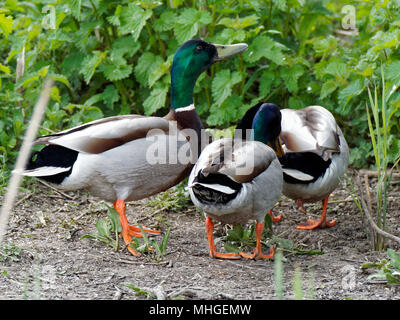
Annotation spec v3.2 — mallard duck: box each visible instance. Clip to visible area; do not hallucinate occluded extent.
[23,39,248,256]
[188,103,283,260]
[237,103,349,230]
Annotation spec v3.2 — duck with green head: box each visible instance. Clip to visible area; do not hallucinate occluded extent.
[188,103,283,260]
[23,39,248,257]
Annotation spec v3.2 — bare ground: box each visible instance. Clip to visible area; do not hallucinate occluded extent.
[0,170,399,300]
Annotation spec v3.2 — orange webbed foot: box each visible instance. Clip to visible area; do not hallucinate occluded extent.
[205,217,241,260]
[296,196,337,230]
[240,247,275,260]
[296,218,337,230]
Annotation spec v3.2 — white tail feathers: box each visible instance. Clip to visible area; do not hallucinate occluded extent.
[282,168,314,181]
[189,182,237,194]
[21,166,71,177]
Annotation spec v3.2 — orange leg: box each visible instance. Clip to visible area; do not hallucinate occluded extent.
[205,217,240,260]
[113,200,161,256]
[296,196,337,230]
[268,209,282,223]
[240,223,275,260]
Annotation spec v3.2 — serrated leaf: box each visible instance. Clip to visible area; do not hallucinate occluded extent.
[174,8,211,43]
[244,36,286,65]
[102,84,120,107]
[80,51,107,84]
[259,70,274,98]
[212,69,242,107]
[119,3,152,40]
[111,36,140,59]
[143,86,168,115]
[218,15,259,29]
[134,52,163,86]
[153,11,177,32]
[324,57,349,80]
[61,51,85,77]
[66,0,81,20]
[338,79,364,109]
[207,94,242,126]
[320,79,338,99]
[49,74,70,88]
[384,60,400,85]
[281,65,304,93]
[100,63,132,81]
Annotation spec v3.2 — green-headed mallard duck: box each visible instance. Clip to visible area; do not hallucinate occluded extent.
[23,39,248,256]
[188,103,283,260]
[237,103,349,230]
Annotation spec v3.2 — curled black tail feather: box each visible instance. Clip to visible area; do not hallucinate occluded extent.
[26,145,78,185]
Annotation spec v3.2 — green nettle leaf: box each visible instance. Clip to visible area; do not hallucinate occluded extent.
[273,0,287,11]
[259,71,274,98]
[212,69,242,107]
[338,79,364,110]
[119,3,152,40]
[143,85,168,115]
[134,52,163,86]
[100,62,133,81]
[111,37,141,59]
[61,51,85,77]
[154,11,177,32]
[80,51,107,84]
[102,85,120,108]
[174,8,211,44]
[66,0,81,21]
[384,60,400,85]
[281,65,304,94]
[207,94,242,126]
[0,13,13,38]
[320,79,338,99]
[218,15,259,29]
[324,58,349,81]
[244,36,286,65]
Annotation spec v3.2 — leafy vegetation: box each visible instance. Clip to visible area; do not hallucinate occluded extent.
[1,0,400,192]
[81,203,122,251]
[362,248,400,284]
[366,69,400,250]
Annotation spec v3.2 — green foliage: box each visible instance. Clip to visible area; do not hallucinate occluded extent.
[366,69,400,250]
[2,0,400,192]
[81,203,122,251]
[0,242,22,263]
[362,248,400,285]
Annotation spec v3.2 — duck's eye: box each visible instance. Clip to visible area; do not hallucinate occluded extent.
[195,45,203,53]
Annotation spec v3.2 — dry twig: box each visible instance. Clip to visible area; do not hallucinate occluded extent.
[356,175,400,245]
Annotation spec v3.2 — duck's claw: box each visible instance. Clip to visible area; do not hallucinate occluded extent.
[127,224,161,236]
[268,209,282,223]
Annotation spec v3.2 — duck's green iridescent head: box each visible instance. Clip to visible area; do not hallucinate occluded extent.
[170,39,247,110]
[251,103,284,157]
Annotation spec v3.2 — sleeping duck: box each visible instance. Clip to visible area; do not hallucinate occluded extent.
[236,103,349,230]
[23,39,248,256]
[188,103,283,260]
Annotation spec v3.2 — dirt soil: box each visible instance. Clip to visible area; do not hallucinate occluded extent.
[0,169,399,300]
